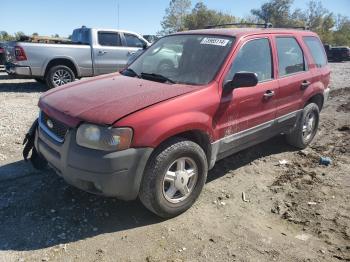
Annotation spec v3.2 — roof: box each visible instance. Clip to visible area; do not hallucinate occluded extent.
[174,28,318,38]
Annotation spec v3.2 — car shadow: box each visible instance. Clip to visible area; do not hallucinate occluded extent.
[0,136,296,251]
[207,135,297,183]
[0,82,47,93]
[0,74,17,80]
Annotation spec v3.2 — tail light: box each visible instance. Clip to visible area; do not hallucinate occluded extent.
[15,46,27,61]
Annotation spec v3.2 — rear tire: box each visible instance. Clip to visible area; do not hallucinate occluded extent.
[45,65,75,89]
[139,138,208,218]
[286,103,319,149]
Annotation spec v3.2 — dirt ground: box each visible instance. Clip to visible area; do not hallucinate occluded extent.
[0,62,349,262]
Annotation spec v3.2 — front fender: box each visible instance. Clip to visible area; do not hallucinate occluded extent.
[132,111,213,148]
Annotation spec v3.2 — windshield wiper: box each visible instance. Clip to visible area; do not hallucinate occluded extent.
[122,68,140,78]
[140,72,176,84]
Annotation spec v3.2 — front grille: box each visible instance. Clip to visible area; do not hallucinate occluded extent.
[40,111,69,142]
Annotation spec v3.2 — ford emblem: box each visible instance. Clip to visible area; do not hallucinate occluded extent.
[46,119,54,129]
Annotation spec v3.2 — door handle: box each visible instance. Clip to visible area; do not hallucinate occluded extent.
[98,50,107,55]
[301,80,311,90]
[263,90,275,98]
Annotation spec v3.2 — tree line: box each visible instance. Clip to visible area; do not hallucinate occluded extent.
[0,31,62,41]
[159,0,350,46]
[1,0,349,46]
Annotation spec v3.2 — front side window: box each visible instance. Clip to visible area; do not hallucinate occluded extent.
[125,34,144,48]
[125,34,235,85]
[276,37,305,76]
[303,36,327,68]
[98,32,121,46]
[225,38,273,83]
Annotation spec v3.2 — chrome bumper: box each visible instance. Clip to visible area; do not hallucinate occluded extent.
[5,63,31,76]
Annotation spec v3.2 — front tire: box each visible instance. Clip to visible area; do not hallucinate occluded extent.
[286,103,320,149]
[139,138,208,218]
[45,65,75,89]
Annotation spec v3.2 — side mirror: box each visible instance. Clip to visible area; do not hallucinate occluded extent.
[224,72,258,91]
[142,43,148,50]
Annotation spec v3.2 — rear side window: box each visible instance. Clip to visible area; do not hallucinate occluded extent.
[303,36,327,67]
[225,38,273,82]
[71,29,90,44]
[98,32,121,46]
[124,34,144,48]
[276,37,305,76]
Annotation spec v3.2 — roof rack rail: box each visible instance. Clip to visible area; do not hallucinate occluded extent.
[205,22,273,29]
[276,25,310,30]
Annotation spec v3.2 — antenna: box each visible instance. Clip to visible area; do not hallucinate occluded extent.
[117,0,120,29]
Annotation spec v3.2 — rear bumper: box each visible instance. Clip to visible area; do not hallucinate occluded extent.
[5,62,32,76]
[35,126,153,200]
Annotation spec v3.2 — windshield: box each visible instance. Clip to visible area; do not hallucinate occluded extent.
[125,34,235,85]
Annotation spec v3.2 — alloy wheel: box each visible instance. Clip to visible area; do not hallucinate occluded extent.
[162,157,198,204]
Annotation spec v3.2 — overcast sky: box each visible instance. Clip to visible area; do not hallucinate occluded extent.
[2,0,350,36]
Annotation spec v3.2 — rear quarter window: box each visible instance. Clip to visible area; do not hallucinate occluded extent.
[303,36,327,67]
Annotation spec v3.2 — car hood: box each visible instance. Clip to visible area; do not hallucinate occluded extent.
[39,73,201,126]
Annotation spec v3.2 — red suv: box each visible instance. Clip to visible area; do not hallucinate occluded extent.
[25,28,330,218]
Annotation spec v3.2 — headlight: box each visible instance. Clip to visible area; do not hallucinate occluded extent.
[76,124,133,151]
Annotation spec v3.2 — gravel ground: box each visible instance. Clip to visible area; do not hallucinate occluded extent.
[0,63,349,262]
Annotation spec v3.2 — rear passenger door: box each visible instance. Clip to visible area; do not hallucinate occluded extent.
[94,31,129,75]
[274,36,313,129]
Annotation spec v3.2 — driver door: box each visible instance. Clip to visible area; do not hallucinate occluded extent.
[215,36,279,154]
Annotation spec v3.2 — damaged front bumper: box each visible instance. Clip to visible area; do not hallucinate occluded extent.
[34,125,153,200]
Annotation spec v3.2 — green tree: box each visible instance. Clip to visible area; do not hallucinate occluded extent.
[251,0,294,26]
[301,1,335,43]
[32,32,39,36]
[333,15,350,45]
[184,2,236,30]
[0,31,14,41]
[14,31,25,40]
[159,0,191,35]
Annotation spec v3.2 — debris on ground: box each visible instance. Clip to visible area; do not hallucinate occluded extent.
[242,192,250,202]
[319,156,332,166]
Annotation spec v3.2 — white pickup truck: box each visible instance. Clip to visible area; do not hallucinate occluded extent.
[5,27,150,88]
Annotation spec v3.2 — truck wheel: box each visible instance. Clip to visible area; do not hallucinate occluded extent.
[139,138,208,218]
[45,65,75,89]
[286,103,319,149]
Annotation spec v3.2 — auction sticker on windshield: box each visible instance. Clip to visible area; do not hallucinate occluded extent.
[200,37,230,46]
